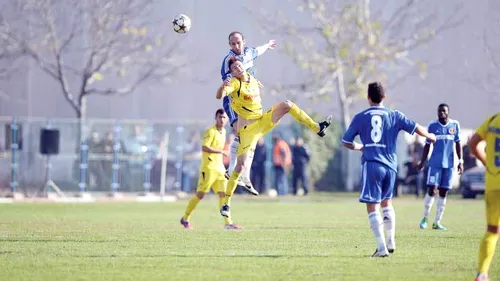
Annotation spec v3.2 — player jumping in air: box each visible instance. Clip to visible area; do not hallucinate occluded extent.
[417,103,463,230]
[468,113,500,281]
[220,31,276,196]
[216,57,332,219]
[342,82,436,257]
[180,109,242,229]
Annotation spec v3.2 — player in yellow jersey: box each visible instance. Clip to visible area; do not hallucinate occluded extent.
[180,109,242,229]
[468,113,500,281]
[216,57,332,218]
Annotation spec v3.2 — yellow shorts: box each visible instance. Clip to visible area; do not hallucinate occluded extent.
[196,170,227,194]
[237,107,278,156]
[485,189,500,226]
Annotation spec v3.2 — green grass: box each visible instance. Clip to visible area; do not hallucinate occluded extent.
[0,193,497,281]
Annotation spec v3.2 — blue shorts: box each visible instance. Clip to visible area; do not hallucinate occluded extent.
[222,96,238,127]
[426,167,453,189]
[359,161,397,204]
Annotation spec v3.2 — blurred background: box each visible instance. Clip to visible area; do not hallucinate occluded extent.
[0,0,495,199]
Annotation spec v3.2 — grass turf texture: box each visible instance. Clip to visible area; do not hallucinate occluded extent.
[0,193,497,281]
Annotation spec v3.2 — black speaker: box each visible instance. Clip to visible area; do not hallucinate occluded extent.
[5,124,23,151]
[40,128,60,155]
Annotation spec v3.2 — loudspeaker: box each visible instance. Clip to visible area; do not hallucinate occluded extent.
[5,124,23,151]
[40,128,60,155]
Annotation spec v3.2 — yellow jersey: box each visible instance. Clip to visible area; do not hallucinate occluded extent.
[224,74,262,120]
[200,125,226,173]
[476,113,500,191]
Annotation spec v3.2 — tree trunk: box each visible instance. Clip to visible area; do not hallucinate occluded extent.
[336,68,355,192]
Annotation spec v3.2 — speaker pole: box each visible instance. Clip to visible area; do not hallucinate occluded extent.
[43,121,65,198]
[111,121,122,196]
[142,124,153,196]
[10,119,19,195]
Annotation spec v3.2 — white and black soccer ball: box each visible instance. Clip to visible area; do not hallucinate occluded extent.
[172,14,191,34]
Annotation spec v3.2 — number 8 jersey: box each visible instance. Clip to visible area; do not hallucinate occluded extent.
[342,106,418,172]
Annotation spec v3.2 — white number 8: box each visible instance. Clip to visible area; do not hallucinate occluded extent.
[371,115,383,143]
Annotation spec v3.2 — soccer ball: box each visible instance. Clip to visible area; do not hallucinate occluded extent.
[172,14,191,34]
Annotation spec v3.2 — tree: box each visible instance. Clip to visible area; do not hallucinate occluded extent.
[0,0,187,139]
[250,0,464,190]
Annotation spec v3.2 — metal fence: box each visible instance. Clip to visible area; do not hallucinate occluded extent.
[0,117,217,196]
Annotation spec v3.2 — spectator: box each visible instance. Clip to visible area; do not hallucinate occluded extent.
[251,137,267,194]
[272,134,291,196]
[291,137,310,195]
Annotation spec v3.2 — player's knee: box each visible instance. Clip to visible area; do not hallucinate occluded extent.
[427,187,436,197]
[438,189,448,198]
[196,192,205,199]
[282,100,294,112]
[235,162,245,173]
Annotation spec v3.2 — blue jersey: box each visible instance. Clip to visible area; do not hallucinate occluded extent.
[342,106,417,172]
[220,46,259,80]
[426,119,460,168]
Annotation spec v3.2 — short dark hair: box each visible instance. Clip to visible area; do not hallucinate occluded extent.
[228,31,244,41]
[215,108,225,117]
[227,56,240,71]
[368,82,385,104]
[438,103,449,109]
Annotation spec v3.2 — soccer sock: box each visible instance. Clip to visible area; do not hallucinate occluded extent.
[478,231,499,275]
[423,193,435,218]
[434,196,447,224]
[228,138,239,174]
[242,149,254,181]
[219,196,232,225]
[289,104,320,133]
[382,206,396,249]
[183,196,201,221]
[368,211,388,253]
[224,170,241,206]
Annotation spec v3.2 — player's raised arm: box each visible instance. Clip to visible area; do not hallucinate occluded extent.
[254,40,276,57]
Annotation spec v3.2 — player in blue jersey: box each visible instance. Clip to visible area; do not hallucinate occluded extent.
[220,31,276,195]
[342,82,436,257]
[417,104,463,230]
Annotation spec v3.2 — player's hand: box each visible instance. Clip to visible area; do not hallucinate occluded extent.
[257,80,264,89]
[223,78,231,86]
[457,163,464,175]
[268,39,276,50]
[427,133,437,143]
[221,150,228,157]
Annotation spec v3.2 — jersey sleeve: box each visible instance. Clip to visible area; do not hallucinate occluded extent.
[476,116,492,140]
[250,47,259,59]
[220,54,233,80]
[342,115,359,144]
[454,121,461,142]
[395,110,417,135]
[201,128,215,148]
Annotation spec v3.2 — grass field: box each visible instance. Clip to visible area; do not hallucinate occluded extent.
[0,193,498,281]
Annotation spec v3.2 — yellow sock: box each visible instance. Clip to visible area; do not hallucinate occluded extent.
[183,196,201,221]
[225,170,241,205]
[478,231,499,274]
[219,197,232,225]
[289,104,319,133]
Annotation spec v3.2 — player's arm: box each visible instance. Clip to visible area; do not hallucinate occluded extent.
[415,124,436,143]
[467,117,491,166]
[455,122,464,174]
[201,130,226,155]
[342,116,363,151]
[417,143,431,171]
[253,40,276,58]
[216,80,235,99]
[467,133,486,166]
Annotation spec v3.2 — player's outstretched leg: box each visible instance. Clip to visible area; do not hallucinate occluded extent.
[216,191,242,229]
[275,100,332,137]
[382,202,396,253]
[420,187,436,229]
[225,135,246,187]
[239,149,255,191]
